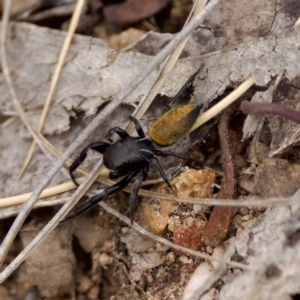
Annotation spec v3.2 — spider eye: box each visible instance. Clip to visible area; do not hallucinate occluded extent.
[150,103,202,146]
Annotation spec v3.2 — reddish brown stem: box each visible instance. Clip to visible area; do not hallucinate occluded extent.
[241,101,300,123]
[202,103,237,247]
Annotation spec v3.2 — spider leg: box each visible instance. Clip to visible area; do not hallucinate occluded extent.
[60,169,139,223]
[106,127,129,142]
[128,116,145,138]
[70,142,110,186]
[149,157,176,196]
[127,164,149,224]
[154,149,187,160]
[109,169,128,179]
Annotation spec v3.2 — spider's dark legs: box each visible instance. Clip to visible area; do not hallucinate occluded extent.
[154,149,187,160]
[149,157,176,196]
[60,169,139,223]
[127,165,149,223]
[106,127,129,141]
[109,169,128,179]
[129,116,145,138]
[70,142,110,186]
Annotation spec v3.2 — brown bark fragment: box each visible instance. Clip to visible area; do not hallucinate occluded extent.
[202,103,238,246]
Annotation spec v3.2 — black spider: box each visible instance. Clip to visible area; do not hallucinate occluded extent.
[61,116,186,223]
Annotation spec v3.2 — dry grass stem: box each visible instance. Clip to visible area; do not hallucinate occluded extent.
[190,76,255,132]
[0,182,292,210]
[18,0,86,178]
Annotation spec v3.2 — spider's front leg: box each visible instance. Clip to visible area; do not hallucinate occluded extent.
[127,165,149,223]
[106,127,129,142]
[70,142,109,186]
[129,116,145,138]
[60,169,139,223]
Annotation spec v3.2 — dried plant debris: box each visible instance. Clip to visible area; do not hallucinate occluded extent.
[243,76,300,157]
[103,0,170,24]
[203,104,237,247]
[219,190,300,300]
[1,22,300,138]
[133,0,297,57]
[20,220,75,298]
[240,158,300,198]
[2,2,300,299]
[268,77,300,156]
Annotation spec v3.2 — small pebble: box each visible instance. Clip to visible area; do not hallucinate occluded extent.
[121,227,129,234]
[173,217,206,250]
[211,246,224,269]
[77,275,93,293]
[156,242,170,252]
[182,262,212,299]
[206,245,213,254]
[193,204,202,212]
[168,219,175,232]
[241,215,250,221]
[146,273,154,283]
[99,253,114,269]
[87,286,100,300]
[130,265,143,282]
[166,252,176,263]
[239,207,249,216]
[179,255,189,263]
[241,221,249,228]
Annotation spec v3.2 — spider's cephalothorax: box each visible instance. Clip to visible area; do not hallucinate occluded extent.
[61,116,186,223]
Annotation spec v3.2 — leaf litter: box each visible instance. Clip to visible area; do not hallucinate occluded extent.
[1,0,300,299]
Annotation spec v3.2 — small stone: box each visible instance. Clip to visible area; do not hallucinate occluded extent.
[179,255,189,263]
[130,265,143,282]
[87,286,100,300]
[121,227,129,234]
[211,246,224,269]
[131,251,164,270]
[146,273,154,283]
[206,245,213,254]
[121,228,155,252]
[173,217,206,250]
[99,253,114,269]
[241,221,249,228]
[232,214,242,227]
[173,169,216,198]
[156,242,170,252]
[168,218,176,232]
[193,204,202,212]
[99,240,113,252]
[239,207,249,216]
[241,215,250,221]
[182,262,212,299]
[139,187,176,235]
[166,252,176,263]
[77,275,93,293]
[187,259,194,264]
